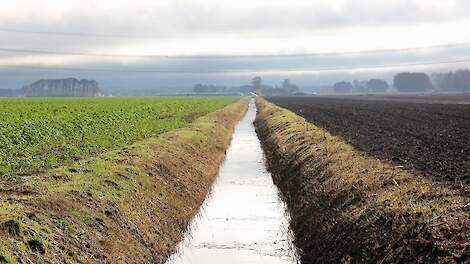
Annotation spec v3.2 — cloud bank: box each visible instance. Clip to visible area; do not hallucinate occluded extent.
[1,0,470,89]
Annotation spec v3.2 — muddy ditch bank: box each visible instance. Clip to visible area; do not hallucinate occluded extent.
[0,98,248,263]
[254,98,469,263]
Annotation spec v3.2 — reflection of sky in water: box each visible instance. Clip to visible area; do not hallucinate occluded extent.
[167,100,299,264]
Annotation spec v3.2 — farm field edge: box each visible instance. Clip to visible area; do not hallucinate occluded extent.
[254,97,469,263]
[0,96,239,180]
[0,97,249,263]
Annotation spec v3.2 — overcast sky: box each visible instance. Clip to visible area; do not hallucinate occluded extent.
[2,0,470,90]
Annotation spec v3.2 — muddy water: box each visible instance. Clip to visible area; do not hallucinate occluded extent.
[166,100,298,264]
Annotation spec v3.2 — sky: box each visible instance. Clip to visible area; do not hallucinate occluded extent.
[1,0,470,91]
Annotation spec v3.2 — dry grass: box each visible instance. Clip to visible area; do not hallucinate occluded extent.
[255,98,469,263]
[0,98,249,263]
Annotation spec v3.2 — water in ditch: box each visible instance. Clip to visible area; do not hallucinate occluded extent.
[166,99,299,264]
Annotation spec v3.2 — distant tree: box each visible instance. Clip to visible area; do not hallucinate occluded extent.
[452,69,470,92]
[282,79,291,90]
[367,79,389,92]
[432,69,470,92]
[282,79,299,94]
[333,81,353,93]
[393,73,433,92]
[252,76,263,94]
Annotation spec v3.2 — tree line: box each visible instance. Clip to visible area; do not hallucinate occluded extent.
[0,78,101,97]
[332,79,389,93]
[431,69,470,92]
[332,69,470,93]
[193,77,300,96]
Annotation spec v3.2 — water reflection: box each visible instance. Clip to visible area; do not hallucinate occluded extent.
[166,100,299,264]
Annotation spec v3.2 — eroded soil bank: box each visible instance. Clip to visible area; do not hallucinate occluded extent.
[254,98,469,263]
[0,98,248,263]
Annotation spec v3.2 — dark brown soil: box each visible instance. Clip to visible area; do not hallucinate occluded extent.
[268,96,470,193]
[255,98,470,264]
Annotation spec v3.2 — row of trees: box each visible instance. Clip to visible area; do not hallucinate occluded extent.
[22,78,101,97]
[333,69,470,93]
[0,78,102,97]
[253,77,300,96]
[193,77,300,96]
[332,74,430,94]
[432,69,470,92]
[332,79,389,93]
[193,69,470,96]
[393,71,470,92]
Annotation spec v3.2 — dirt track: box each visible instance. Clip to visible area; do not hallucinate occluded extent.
[268,96,470,193]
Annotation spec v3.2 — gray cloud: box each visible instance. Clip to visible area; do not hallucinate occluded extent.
[1,0,470,90]
[2,1,469,38]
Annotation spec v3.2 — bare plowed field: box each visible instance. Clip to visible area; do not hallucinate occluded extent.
[255,98,469,263]
[268,96,470,193]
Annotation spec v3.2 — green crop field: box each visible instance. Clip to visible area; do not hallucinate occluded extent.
[0,96,238,179]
